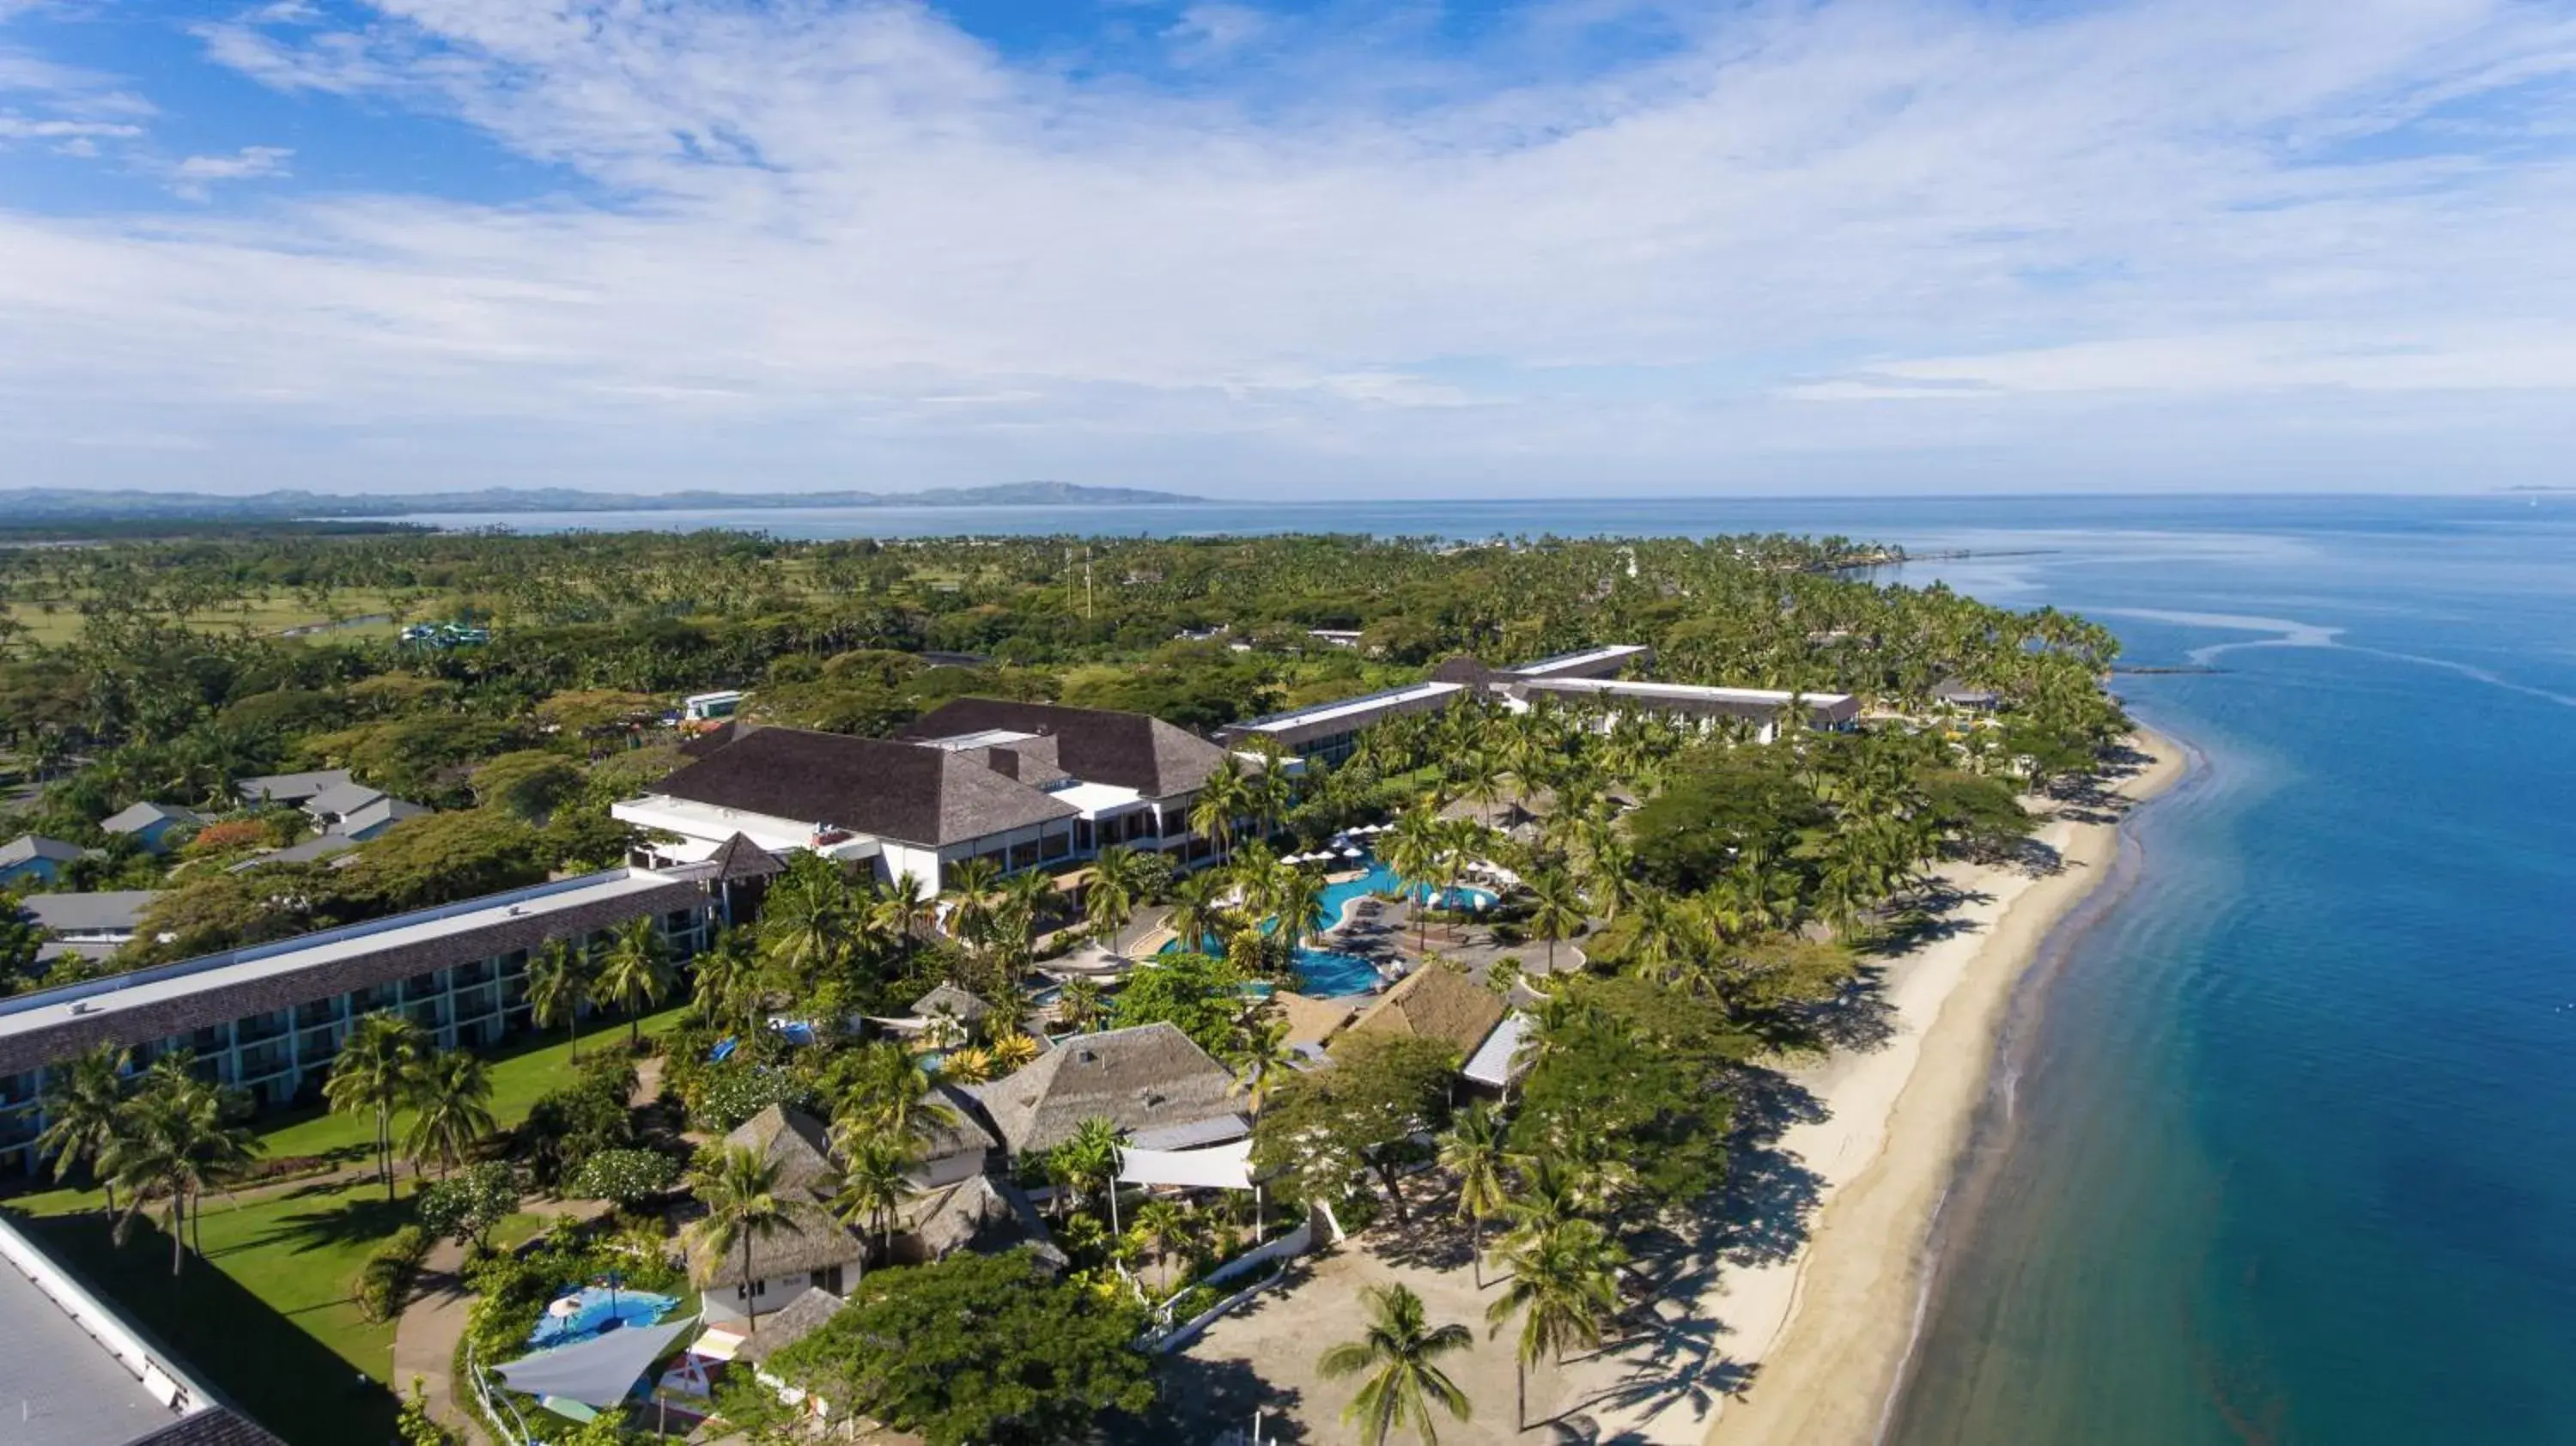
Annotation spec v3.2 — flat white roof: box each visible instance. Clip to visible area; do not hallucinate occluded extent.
[0,869,681,1045]
[1509,644,1651,676]
[1045,781,1147,817]
[1519,677,1855,707]
[1462,1010,1532,1087]
[1231,680,1463,732]
[612,795,881,859]
[921,728,1041,751]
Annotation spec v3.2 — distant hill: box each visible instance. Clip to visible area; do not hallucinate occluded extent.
[0,482,1201,521]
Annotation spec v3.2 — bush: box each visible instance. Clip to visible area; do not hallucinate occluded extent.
[357,1224,433,1322]
[689,1066,813,1133]
[416,1163,521,1254]
[519,1077,633,1188]
[571,1148,681,1207]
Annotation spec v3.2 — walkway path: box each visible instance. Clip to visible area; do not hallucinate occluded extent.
[392,1196,616,1443]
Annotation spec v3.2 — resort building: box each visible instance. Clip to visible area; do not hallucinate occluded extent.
[617,699,1243,896]
[232,769,354,809]
[1218,642,1860,758]
[99,802,203,854]
[963,1021,1242,1157]
[1213,681,1470,767]
[1,834,91,890]
[0,865,720,1175]
[695,1106,866,1328]
[0,1212,283,1443]
[1334,965,1506,1066]
[24,890,157,970]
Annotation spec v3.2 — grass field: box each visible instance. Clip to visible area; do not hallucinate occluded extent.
[0,1002,692,1444]
[0,591,416,647]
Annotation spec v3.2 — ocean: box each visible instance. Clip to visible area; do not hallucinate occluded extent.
[404,492,2576,1443]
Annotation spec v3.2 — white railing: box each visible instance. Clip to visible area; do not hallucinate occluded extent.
[463,1337,536,1446]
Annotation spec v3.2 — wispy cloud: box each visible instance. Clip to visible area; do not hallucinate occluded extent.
[167,143,293,200]
[4,0,2576,492]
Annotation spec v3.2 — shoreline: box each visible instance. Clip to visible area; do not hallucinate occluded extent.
[1566,730,2187,1445]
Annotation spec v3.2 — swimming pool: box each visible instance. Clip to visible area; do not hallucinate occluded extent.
[1321,859,1498,920]
[526,1286,679,1350]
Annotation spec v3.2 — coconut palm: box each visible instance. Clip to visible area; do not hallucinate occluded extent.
[102,1064,258,1276]
[762,866,852,984]
[1084,843,1149,952]
[1224,1014,1298,1120]
[691,925,764,1038]
[597,915,674,1043]
[404,1048,495,1179]
[1189,756,1253,854]
[1439,1104,1511,1289]
[1522,868,1586,975]
[325,1012,427,1200]
[1133,1197,1188,1285]
[1056,976,1107,1033]
[1485,1218,1627,1431]
[1166,869,1224,955]
[1316,1283,1476,1446]
[688,1143,791,1333]
[1053,1115,1124,1219]
[835,1042,961,1150]
[826,1130,916,1273]
[34,1043,129,1219]
[526,938,598,1061]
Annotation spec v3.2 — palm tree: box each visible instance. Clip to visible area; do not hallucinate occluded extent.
[1055,976,1106,1033]
[1439,1105,1510,1290]
[101,1065,258,1276]
[404,1049,495,1179]
[689,1143,790,1333]
[1133,1197,1188,1285]
[1224,1015,1298,1119]
[691,925,764,1038]
[597,915,674,1043]
[1382,804,1444,953]
[826,1131,916,1274]
[1190,757,1253,854]
[526,939,598,1061]
[761,866,851,985]
[1084,844,1148,952]
[1317,1283,1476,1446]
[1166,869,1224,955]
[835,1042,961,1150]
[1276,866,1330,953]
[941,857,1002,969]
[325,1012,427,1200]
[34,1043,129,1219]
[987,1030,1041,1072]
[1053,1115,1123,1219]
[1485,1218,1626,1431]
[1522,868,1586,975]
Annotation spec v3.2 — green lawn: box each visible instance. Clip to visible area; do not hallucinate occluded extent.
[0,1003,694,1443]
[6,1002,690,1219]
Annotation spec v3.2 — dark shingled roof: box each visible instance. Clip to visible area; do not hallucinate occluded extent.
[723,1104,838,1195]
[707,833,786,882]
[733,1287,846,1364]
[963,1022,1236,1156]
[688,1197,864,1289]
[904,698,1236,798]
[0,873,707,1076]
[125,1410,289,1446]
[653,726,1076,848]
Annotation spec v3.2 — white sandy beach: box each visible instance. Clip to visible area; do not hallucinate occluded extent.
[1599,731,2186,1446]
[1173,733,2184,1445]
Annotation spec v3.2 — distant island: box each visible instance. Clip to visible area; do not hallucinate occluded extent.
[0,481,1200,522]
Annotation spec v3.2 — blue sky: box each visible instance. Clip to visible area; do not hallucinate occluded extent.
[3,0,2574,498]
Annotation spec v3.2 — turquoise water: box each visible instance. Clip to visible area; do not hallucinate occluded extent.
[404,492,2576,1439]
[1160,856,1498,996]
[525,1287,678,1350]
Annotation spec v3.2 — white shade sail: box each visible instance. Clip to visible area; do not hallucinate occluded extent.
[1117,1139,1255,1192]
[497,1315,699,1409]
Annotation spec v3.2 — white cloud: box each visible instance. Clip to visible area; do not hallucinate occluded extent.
[0,113,139,140]
[4,0,2576,492]
[167,143,292,199]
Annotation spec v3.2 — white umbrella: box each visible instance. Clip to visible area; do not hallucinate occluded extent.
[1340,846,1364,858]
[548,1295,584,1320]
